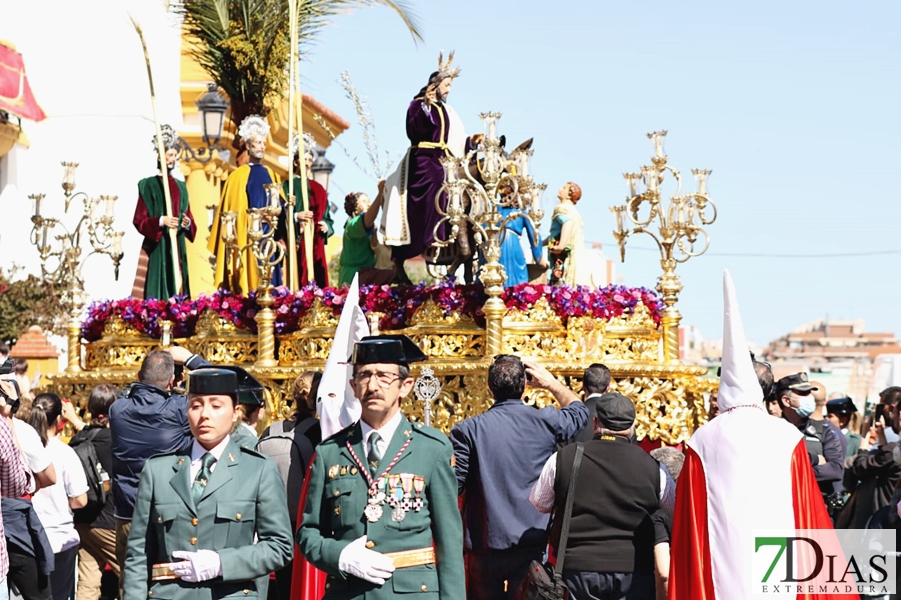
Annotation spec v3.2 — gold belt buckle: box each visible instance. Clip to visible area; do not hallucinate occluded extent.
[151,563,178,581]
[384,547,436,569]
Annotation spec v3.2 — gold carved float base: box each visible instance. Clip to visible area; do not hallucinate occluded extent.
[50,299,716,444]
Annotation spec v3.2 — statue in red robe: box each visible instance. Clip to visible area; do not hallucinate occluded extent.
[280,140,334,288]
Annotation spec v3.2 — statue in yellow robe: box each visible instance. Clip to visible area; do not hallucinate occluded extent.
[208,115,282,294]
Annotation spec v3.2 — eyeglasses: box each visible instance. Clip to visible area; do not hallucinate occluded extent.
[354,370,401,387]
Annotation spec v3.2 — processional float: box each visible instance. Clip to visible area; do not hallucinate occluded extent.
[44,108,717,443]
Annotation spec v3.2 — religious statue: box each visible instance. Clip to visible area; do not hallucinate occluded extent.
[208,115,282,293]
[339,182,395,287]
[281,133,334,287]
[131,124,196,299]
[547,182,590,287]
[381,52,483,284]
[484,184,546,287]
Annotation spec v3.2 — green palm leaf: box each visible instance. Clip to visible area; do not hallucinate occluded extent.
[178,0,422,129]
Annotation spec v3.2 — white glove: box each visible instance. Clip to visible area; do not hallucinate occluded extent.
[338,535,395,585]
[170,550,223,582]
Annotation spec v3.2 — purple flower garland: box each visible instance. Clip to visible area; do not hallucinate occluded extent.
[81,283,663,342]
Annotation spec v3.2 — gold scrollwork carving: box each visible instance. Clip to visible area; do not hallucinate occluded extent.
[196,309,240,334]
[63,295,714,442]
[299,298,339,330]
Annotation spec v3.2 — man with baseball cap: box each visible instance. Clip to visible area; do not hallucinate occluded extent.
[297,335,464,600]
[530,393,675,600]
[775,373,844,501]
[122,367,293,600]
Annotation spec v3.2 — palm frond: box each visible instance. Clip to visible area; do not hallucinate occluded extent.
[177,0,422,130]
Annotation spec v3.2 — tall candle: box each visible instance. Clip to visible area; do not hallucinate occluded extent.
[30,194,44,218]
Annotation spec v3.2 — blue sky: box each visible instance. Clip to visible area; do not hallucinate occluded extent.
[294,0,900,346]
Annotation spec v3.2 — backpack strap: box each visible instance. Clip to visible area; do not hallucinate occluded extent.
[292,418,318,473]
[293,417,318,437]
[71,426,101,446]
[554,442,584,576]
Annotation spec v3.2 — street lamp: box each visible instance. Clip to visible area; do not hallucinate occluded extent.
[177,83,230,163]
[197,83,228,145]
[310,144,334,192]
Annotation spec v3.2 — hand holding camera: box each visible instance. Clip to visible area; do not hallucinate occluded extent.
[0,379,21,419]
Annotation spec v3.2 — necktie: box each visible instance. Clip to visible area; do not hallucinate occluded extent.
[192,452,217,504]
[368,433,382,475]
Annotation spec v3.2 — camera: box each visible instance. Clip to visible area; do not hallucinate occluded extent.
[0,377,21,416]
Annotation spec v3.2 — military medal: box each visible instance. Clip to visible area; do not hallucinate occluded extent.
[413,476,425,511]
[387,474,402,507]
[364,501,383,522]
[392,505,406,522]
[346,438,412,524]
[400,473,414,511]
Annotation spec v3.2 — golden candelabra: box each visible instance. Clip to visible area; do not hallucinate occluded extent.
[610,131,715,363]
[220,183,285,367]
[433,112,547,355]
[29,162,125,373]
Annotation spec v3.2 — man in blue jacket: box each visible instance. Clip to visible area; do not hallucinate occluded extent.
[450,355,588,600]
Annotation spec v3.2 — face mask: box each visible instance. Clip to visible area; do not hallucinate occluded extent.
[794,394,816,418]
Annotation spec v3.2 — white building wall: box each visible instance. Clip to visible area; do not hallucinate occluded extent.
[0,1,186,305]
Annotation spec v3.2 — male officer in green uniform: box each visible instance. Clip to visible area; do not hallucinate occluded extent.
[297,335,464,600]
[123,367,293,600]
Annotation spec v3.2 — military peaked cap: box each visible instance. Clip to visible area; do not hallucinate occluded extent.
[348,335,427,366]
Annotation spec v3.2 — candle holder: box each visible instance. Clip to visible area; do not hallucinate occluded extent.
[220,204,284,367]
[431,112,545,355]
[610,131,716,363]
[28,162,125,372]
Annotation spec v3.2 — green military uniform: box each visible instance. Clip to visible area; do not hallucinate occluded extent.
[231,423,259,451]
[122,437,293,600]
[298,413,465,600]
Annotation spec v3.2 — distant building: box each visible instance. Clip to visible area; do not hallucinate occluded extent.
[762,318,901,405]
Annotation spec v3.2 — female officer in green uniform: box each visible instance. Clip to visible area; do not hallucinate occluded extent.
[123,368,293,600]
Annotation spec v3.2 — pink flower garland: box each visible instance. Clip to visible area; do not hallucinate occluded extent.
[81,283,663,342]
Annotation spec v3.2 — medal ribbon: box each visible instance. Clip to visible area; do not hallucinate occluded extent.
[346,438,412,492]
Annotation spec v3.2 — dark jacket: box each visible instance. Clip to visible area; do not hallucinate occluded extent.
[837,442,901,529]
[109,383,192,521]
[797,418,845,495]
[450,398,588,551]
[1,497,54,575]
